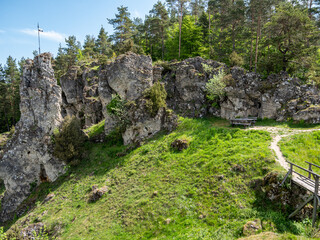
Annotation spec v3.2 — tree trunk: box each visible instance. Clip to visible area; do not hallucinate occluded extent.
[161,29,165,60]
[232,23,236,51]
[179,2,183,59]
[208,11,211,41]
[249,12,255,71]
[254,13,261,73]
[309,0,313,18]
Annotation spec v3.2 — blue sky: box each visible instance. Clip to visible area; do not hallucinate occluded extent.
[0,0,164,66]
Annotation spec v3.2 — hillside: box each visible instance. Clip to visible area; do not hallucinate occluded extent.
[1,118,319,239]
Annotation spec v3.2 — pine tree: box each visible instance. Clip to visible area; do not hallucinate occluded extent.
[83,35,96,58]
[166,0,191,59]
[265,2,319,72]
[4,56,20,127]
[64,36,81,67]
[149,1,170,59]
[108,6,134,45]
[95,26,113,57]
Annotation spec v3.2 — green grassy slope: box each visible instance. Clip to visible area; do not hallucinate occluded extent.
[2,118,317,239]
[280,131,320,175]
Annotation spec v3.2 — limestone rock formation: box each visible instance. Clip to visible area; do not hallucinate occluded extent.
[162,57,222,118]
[221,69,320,122]
[99,52,178,144]
[60,62,103,128]
[0,53,65,222]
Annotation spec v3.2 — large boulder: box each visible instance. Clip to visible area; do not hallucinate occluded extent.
[0,53,65,223]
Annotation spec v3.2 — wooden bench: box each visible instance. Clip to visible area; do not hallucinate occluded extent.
[230,117,257,128]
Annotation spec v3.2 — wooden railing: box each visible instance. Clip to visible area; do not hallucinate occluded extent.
[281,161,320,227]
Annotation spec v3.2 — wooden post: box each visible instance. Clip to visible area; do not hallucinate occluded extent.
[312,175,319,227]
[290,163,293,186]
[309,163,312,179]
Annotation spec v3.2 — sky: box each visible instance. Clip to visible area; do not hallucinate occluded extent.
[0,0,163,66]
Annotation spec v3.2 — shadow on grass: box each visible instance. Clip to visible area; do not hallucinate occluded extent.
[251,186,310,236]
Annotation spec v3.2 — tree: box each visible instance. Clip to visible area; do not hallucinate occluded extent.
[3,56,21,127]
[265,2,319,72]
[167,0,191,59]
[149,1,170,59]
[190,0,205,22]
[64,36,81,67]
[108,6,134,45]
[95,26,113,57]
[83,35,96,58]
[0,64,10,132]
[166,15,204,59]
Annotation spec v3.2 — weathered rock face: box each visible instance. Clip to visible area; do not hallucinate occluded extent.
[221,69,320,122]
[60,63,103,128]
[122,99,178,145]
[0,53,65,223]
[162,57,222,118]
[98,52,177,144]
[99,52,154,134]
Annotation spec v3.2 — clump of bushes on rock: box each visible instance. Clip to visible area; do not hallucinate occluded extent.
[206,69,227,102]
[53,116,87,163]
[106,94,131,131]
[143,82,167,117]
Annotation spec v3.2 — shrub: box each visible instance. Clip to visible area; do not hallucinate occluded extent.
[106,94,131,131]
[229,51,244,67]
[143,82,167,117]
[53,116,86,163]
[206,69,227,102]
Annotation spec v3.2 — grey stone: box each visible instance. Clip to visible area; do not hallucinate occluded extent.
[0,53,65,223]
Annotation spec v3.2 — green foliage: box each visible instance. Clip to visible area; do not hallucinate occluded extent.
[143,82,167,116]
[53,116,86,163]
[280,131,320,175]
[0,227,6,240]
[206,69,227,102]
[84,120,105,139]
[106,95,131,130]
[264,2,320,73]
[229,51,244,67]
[0,56,21,133]
[5,117,317,239]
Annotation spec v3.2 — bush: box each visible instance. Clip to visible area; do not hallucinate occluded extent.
[229,51,244,67]
[53,116,87,163]
[206,70,227,102]
[106,94,131,131]
[143,82,167,117]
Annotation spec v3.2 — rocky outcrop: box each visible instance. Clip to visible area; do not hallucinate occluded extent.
[0,53,65,223]
[60,62,103,128]
[162,57,222,118]
[221,68,320,122]
[62,54,320,128]
[159,59,320,123]
[99,52,178,144]
[122,99,178,145]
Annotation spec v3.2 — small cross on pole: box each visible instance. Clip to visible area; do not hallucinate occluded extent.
[37,23,43,55]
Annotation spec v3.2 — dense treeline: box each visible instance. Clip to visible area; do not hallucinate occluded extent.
[0,57,24,133]
[54,0,320,79]
[1,0,320,133]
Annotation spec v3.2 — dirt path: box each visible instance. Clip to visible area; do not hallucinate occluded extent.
[248,126,320,171]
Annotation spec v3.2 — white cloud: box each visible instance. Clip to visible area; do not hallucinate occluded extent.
[20,29,66,42]
[133,10,141,18]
